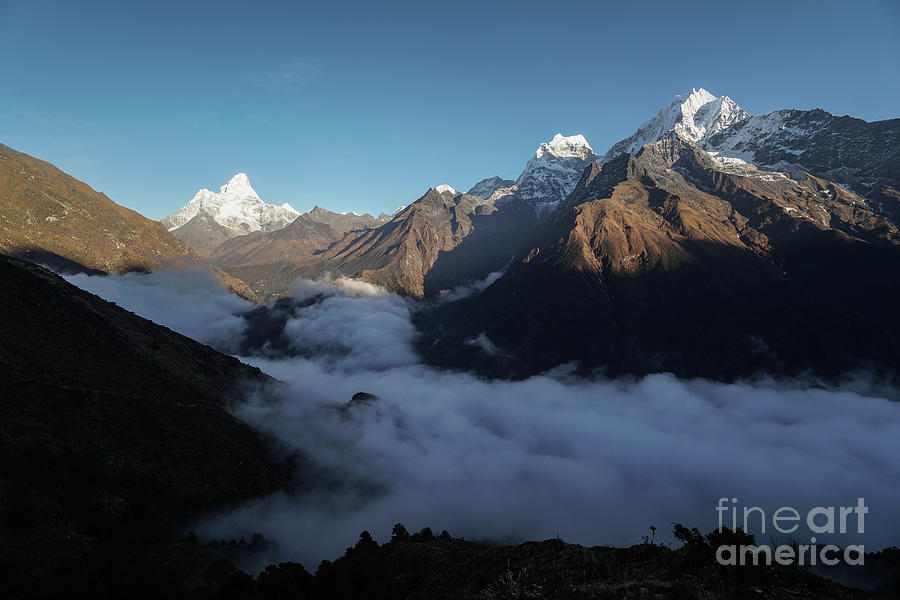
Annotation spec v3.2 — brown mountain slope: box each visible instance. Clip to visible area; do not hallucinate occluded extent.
[313,188,496,296]
[213,188,515,299]
[213,213,342,267]
[168,208,239,255]
[0,254,292,594]
[0,143,194,271]
[419,139,900,381]
[210,214,345,297]
[0,142,257,299]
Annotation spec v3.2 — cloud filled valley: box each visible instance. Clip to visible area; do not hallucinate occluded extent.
[66,268,900,571]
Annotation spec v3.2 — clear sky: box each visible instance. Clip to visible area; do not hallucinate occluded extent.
[1,0,898,219]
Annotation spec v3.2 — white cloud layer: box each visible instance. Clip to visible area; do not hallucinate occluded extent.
[64,268,900,572]
[64,268,253,351]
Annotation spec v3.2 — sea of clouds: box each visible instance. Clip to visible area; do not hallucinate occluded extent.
[65,268,900,571]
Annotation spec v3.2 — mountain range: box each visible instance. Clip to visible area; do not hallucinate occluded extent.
[413,89,900,381]
[146,88,900,381]
[3,86,898,382]
[163,173,392,256]
[158,89,898,320]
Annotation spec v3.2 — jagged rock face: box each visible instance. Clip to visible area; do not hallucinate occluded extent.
[708,110,900,222]
[419,139,900,381]
[513,134,598,213]
[0,142,196,273]
[467,176,515,199]
[604,88,900,223]
[603,88,749,159]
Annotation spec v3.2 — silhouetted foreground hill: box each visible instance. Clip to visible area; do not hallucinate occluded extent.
[0,254,292,597]
[186,525,898,599]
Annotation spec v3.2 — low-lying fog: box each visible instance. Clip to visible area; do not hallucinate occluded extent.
[66,268,900,570]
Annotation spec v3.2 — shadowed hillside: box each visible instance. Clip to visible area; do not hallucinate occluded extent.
[0,254,293,597]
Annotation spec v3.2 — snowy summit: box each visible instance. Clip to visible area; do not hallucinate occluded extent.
[602,88,749,161]
[434,184,457,195]
[514,133,598,212]
[601,87,843,175]
[162,173,299,235]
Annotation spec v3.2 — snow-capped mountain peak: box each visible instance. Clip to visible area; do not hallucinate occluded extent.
[434,184,457,195]
[537,133,595,160]
[602,88,749,160]
[467,176,515,199]
[514,133,599,212]
[162,173,299,235]
[219,172,258,199]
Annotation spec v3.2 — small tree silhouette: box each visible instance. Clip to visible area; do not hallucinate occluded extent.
[356,530,379,552]
[391,522,410,542]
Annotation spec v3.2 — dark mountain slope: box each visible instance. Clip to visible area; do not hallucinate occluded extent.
[0,254,292,595]
[419,140,900,381]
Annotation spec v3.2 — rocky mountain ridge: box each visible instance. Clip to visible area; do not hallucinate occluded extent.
[604,88,900,223]
[419,135,900,381]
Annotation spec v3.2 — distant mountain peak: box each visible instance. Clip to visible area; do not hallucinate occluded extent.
[537,133,594,160]
[514,133,599,212]
[467,176,515,199]
[217,172,261,201]
[162,173,299,241]
[434,184,457,195]
[224,171,252,187]
[603,88,749,160]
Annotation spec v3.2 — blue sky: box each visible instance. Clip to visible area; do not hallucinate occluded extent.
[1,0,898,219]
